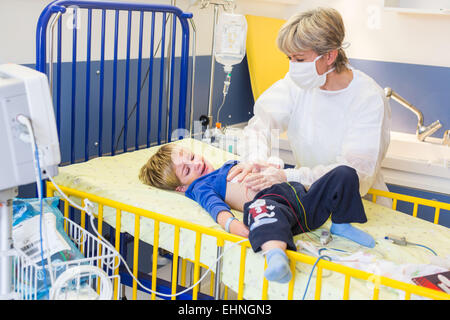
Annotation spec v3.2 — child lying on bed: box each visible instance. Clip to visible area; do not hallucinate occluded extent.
[139,143,375,284]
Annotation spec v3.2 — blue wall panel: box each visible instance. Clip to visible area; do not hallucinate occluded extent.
[19,55,254,196]
[387,184,450,228]
[349,58,450,139]
[34,56,449,166]
[19,56,449,230]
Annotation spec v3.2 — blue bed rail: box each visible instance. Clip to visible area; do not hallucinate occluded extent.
[35,0,197,300]
[36,0,193,164]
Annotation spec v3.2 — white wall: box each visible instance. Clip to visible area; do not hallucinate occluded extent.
[1,0,450,67]
[235,0,450,68]
[0,0,53,64]
[0,0,199,64]
[294,0,450,68]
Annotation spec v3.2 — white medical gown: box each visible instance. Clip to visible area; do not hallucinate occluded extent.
[239,67,392,203]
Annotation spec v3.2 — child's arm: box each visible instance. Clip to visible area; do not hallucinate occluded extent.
[186,184,249,237]
[217,211,249,238]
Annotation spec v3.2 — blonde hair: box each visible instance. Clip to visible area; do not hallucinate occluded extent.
[277,7,349,73]
[139,144,181,190]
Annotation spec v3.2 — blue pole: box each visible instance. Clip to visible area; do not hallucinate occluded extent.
[135,10,144,150]
[157,12,166,145]
[56,18,62,139]
[98,9,106,157]
[84,8,92,162]
[111,9,119,156]
[177,17,191,134]
[147,12,156,148]
[123,10,132,153]
[70,8,78,164]
[167,15,177,143]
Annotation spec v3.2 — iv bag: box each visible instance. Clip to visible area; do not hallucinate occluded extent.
[214,12,248,72]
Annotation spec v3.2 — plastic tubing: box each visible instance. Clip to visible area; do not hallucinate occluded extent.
[16,115,56,291]
[46,173,249,299]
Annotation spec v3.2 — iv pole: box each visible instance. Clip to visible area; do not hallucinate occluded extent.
[207,3,218,128]
[199,0,235,128]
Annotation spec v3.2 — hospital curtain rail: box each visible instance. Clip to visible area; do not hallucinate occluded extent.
[47,182,450,300]
[36,0,193,165]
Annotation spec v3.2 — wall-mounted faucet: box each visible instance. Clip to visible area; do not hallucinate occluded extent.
[443,130,450,146]
[384,87,443,142]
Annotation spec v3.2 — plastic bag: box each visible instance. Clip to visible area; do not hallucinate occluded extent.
[12,197,86,299]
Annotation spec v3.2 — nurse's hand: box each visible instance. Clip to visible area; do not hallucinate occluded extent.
[243,166,287,192]
[227,161,273,183]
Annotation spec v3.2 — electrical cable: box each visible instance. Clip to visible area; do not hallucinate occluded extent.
[113,30,167,154]
[49,265,113,300]
[16,115,56,294]
[47,177,362,300]
[35,144,50,289]
[256,193,316,243]
[302,255,332,300]
[318,247,349,256]
[384,236,438,256]
[114,3,195,154]
[18,114,116,299]
[35,145,53,286]
[45,173,251,299]
[406,242,438,256]
[286,182,314,234]
[84,206,249,298]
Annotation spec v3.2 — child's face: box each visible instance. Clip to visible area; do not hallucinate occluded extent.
[171,147,214,192]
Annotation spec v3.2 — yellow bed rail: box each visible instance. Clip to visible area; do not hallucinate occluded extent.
[367,188,450,225]
[47,182,450,300]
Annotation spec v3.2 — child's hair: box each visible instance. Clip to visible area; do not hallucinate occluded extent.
[139,144,181,190]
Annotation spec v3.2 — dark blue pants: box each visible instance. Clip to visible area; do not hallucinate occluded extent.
[243,165,367,252]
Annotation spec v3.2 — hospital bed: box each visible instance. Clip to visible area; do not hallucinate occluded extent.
[37,1,450,300]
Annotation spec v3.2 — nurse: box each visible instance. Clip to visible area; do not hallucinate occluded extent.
[230,7,392,206]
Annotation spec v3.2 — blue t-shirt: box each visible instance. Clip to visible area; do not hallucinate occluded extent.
[185,160,239,222]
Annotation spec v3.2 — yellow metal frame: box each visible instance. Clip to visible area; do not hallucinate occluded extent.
[367,188,450,225]
[46,182,450,300]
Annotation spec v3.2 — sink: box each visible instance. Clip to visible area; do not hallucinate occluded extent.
[382,131,450,194]
[231,122,450,194]
[386,132,449,168]
[383,132,450,175]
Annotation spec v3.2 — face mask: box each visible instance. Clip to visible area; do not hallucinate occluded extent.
[289,55,335,90]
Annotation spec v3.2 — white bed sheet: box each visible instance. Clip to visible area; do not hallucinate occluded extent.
[53,138,450,300]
